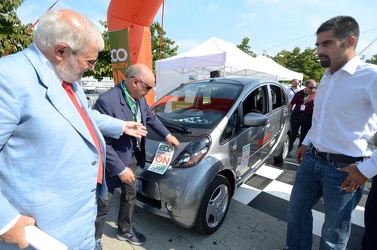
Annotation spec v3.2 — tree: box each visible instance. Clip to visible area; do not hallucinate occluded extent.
[366,54,377,65]
[150,22,178,72]
[84,21,179,81]
[0,0,33,57]
[273,47,325,82]
[236,37,256,57]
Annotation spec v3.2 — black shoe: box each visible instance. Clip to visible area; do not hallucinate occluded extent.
[117,228,146,246]
[95,240,103,250]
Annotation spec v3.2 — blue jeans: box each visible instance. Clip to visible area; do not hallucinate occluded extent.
[286,149,363,250]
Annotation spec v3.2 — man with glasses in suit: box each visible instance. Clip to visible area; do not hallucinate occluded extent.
[93,63,179,249]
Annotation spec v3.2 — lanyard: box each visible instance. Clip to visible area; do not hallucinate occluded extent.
[304,93,308,103]
[121,81,138,121]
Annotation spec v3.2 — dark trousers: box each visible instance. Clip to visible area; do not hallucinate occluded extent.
[361,176,377,250]
[288,112,312,152]
[95,164,138,240]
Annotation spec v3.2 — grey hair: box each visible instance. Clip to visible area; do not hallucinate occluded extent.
[33,9,104,53]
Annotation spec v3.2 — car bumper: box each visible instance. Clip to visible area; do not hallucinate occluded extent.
[135,158,219,229]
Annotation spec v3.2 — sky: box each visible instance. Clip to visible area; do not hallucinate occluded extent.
[17,0,377,60]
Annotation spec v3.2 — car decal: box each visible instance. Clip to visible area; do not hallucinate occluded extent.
[147,143,175,175]
[241,143,251,167]
[258,132,271,146]
[173,116,209,124]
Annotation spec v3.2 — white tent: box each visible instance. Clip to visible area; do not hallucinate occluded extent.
[155,37,303,100]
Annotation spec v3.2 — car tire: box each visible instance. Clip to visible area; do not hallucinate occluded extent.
[273,134,290,163]
[195,175,230,234]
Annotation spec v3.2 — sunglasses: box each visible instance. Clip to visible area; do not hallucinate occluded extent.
[308,86,317,90]
[129,76,154,91]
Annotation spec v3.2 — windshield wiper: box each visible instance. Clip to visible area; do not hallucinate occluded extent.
[157,114,192,134]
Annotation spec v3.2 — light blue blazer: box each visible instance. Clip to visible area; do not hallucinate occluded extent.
[0,45,124,249]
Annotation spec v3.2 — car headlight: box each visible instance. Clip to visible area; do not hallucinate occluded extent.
[171,135,211,168]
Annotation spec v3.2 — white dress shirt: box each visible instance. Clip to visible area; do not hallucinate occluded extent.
[302,56,377,178]
[286,86,301,103]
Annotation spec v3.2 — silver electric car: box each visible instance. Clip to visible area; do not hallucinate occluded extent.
[136,77,290,234]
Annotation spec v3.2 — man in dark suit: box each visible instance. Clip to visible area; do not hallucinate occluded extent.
[93,63,179,249]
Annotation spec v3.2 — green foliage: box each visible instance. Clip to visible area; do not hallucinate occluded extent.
[84,21,178,81]
[236,37,256,57]
[273,47,325,82]
[236,38,324,82]
[366,54,377,65]
[150,22,178,72]
[0,0,33,57]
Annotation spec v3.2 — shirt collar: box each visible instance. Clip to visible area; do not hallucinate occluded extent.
[33,43,63,83]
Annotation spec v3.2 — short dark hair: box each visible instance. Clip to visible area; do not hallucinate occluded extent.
[316,16,359,48]
[305,79,316,86]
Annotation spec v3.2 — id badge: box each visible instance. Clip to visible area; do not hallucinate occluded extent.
[300,104,306,111]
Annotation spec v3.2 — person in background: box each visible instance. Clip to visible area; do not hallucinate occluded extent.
[93,63,179,249]
[286,78,304,142]
[287,79,317,155]
[0,9,147,249]
[286,16,377,250]
[286,79,302,105]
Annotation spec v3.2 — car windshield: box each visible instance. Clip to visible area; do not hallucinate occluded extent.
[152,82,242,129]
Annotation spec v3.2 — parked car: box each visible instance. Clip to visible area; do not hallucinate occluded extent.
[136,77,290,234]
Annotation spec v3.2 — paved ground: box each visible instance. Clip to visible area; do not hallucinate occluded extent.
[100,145,369,250]
[101,190,294,250]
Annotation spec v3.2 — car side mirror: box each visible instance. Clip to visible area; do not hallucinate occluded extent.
[243,112,268,127]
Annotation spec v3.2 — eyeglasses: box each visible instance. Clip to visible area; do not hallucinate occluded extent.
[67,45,98,68]
[129,76,154,91]
[308,86,317,90]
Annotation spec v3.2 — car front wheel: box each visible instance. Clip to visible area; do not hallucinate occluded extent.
[195,175,230,234]
[273,134,290,163]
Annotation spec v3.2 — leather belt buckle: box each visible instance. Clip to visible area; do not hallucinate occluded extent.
[311,146,331,161]
[311,146,320,157]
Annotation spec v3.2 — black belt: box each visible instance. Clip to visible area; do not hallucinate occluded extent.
[310,146,367,164]
[293,112,312,116]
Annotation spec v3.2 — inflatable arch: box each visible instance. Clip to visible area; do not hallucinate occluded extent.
[107,0,163,105]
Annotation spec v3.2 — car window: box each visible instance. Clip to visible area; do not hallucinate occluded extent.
[270,84,284,110]
[242,86,268,115]
[152,82,242,129]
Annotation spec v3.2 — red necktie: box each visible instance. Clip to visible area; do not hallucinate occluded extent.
[62,81,103,184]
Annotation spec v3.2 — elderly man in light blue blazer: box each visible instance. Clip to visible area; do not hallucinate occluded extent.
[0,9,146,250]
